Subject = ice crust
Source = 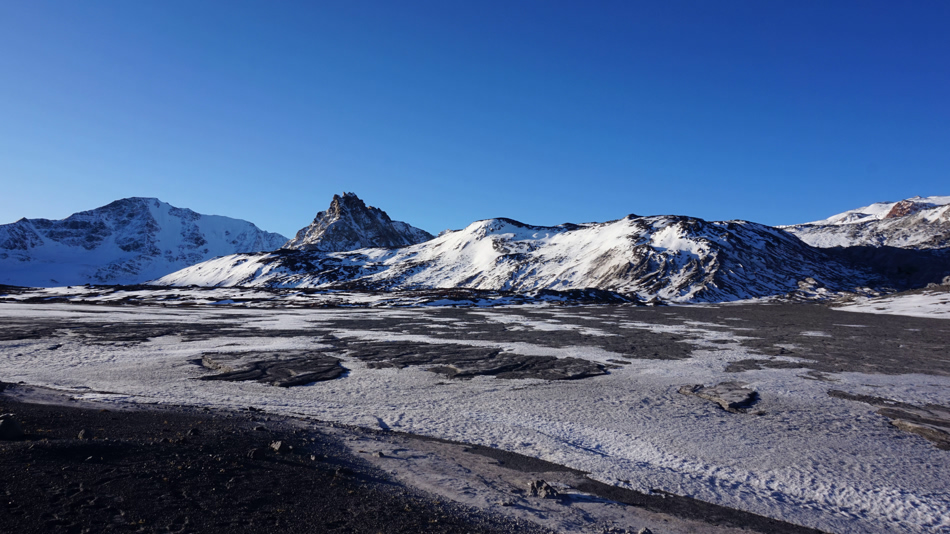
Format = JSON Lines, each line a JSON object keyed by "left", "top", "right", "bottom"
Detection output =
{"left": 836, "top": 290, "right": 950, "bottom": 320}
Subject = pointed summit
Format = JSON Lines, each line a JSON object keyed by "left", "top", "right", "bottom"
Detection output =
{"left": 282, "top": 192, "right": 433, "bottom": 252}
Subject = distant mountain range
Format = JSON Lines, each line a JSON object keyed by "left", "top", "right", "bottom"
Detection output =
{"left": 782, "top": 196, "right": 950, "bottom": 249}
{"left": 0, "top": 198, "right": 287, "bottom": 286}
{"left": 3, "top": 193, "right": 948, "bottom": 302}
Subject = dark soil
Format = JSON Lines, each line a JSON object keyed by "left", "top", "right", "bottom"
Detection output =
{"left": 0, "top": 393, "right": 546, "bottom": 534}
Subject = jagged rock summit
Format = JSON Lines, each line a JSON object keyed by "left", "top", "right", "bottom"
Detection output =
{"left": 282, "top": 192, "right": 433, "bottom": 252}
{"left": 0, "top": 197, "right": 288, "bottom": 287}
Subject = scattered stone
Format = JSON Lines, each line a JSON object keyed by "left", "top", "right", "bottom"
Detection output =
{"left": 679, "top": 382, "right": 759, "bottom": 413}
{"left": 0, "top": 414, "right": 24, "bottom": 440}
{"left": 246, "top": 448, "right": 265, "bottom": 460}
{"left": 269, "top": 441, "right": 289, "bottom": 453}
{"left": 528, "top": 480, "right": 559, "bottom": 499}
{"left": 77, "top": 429, "right": 87, "bottom": 440}
{"left": 187, "top": 428, "right": 200, "bottom": 436}
{"left": 376, "top": 451, "right": 386, "bottom": 458}
{"left": 638, "top": 528, "right": 654, "bottom": 534}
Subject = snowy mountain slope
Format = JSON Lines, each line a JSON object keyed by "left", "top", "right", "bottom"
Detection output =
{"left": 283, "top": 192, "right": 432, "bottom": 251}
{"left": 783, "top": 196, "right": 950, "bottom": 249}
{"left": 155, "top": 214, "right": 873, "bottom": 303}
{"left": 0, "top": 198, "right": 288, "bottom": 287}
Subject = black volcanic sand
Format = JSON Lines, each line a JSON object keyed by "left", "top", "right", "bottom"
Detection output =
{"left": 0, "top": 391, "right": 546, "bottom": 534}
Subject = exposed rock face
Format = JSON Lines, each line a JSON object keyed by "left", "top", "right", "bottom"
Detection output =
{"left": 884, "top": 199, "right": 925, "bottom": 219}
{"left": 0, "top": 197, "right": 288, "bottom": 287}
{"left": 283, "top": 192, "right": 433, "bottom": 252}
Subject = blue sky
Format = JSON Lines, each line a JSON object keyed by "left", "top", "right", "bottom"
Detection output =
{"left": 1, "top": 1, "right": 947, "bottom": 237}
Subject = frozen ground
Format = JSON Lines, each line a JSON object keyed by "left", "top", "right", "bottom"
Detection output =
{"left": 1, "top": 301, "right": 949, "bottom": 533}
{"left": 835, "top": 288, "right": 950, "bottom": 319}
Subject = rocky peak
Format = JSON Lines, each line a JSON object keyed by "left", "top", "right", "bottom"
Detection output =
{"left": 282, "top": 192, "right": 433, "bottom": 252}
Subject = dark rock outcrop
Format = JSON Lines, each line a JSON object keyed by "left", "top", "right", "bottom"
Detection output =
{"left": 679, "top": 382, "right": 760, "bottom": 413}
{"left": 200, "top": 351, "right": 347, "bottom": 387}
{"left": 283, "top": 192, "right": 432, "bottom": 252}
{"left": 528, "top": 480, "right": 559, "bottom": 499}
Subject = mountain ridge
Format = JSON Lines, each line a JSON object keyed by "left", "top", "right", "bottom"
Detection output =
{"left": 154, "top": 212, "right": 875, "bottom": 303}
{"left": 0, "top": 197, "right": 288, "bottom": 287}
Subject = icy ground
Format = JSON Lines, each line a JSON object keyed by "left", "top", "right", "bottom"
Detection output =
{"left": 835, "top": 289, "right": 950, "bottom": 320}
{"left": 1, "top": 302, "right": 949, "bottom": 533}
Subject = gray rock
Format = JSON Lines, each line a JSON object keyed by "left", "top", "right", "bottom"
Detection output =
{"left": 0, "top": 414, "right": 24, "bottom": 440}
{"left": 528, "top": 480, "right": 559, "bottom": 499}
{"left": 269, "top": 441, "right": 289, "bottom": 453}
{"left": 679, "top": 382, "right": 759, "bottom": 413}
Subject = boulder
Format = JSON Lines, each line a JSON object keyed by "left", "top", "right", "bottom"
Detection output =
{"left": 528, "top": 479, "right": 559, "bottom": 499}
{"left": 679, "top": 382, "right": 759, "bottom": 413}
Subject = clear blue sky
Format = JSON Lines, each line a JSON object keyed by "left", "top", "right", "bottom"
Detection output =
{"left": 1, "top": 1, "right": 948, "bottom": 237}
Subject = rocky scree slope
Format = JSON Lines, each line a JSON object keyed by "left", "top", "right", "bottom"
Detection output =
{"left": 283, "top": 192, "right": 433, "bottom": 252}
{"left": 155, "top": 214, "right": 873, "bottom": 303}
{"left": 0, "top": 198, "right": 287, "bottom": 287}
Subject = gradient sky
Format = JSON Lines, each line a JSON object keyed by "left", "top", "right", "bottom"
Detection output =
{"left": 1, "top": 1, "right": 948, "bottom": 237}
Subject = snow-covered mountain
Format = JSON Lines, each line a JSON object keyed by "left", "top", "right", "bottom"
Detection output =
{"left": 782, "top": 196, "right": 950, "bottom": 249}
{"left": 155, "top": 214, "right": 872, "bottom": 303}
{"left": 0, "top": 198, "right": 288, "bottom": 287}
{"left": 283, "top": 192, "right": 432, "bottom": 251}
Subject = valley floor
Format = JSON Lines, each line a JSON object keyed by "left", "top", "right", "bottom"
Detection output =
{"left": 1, "top": 300, "right": 948, "bottom": 533}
